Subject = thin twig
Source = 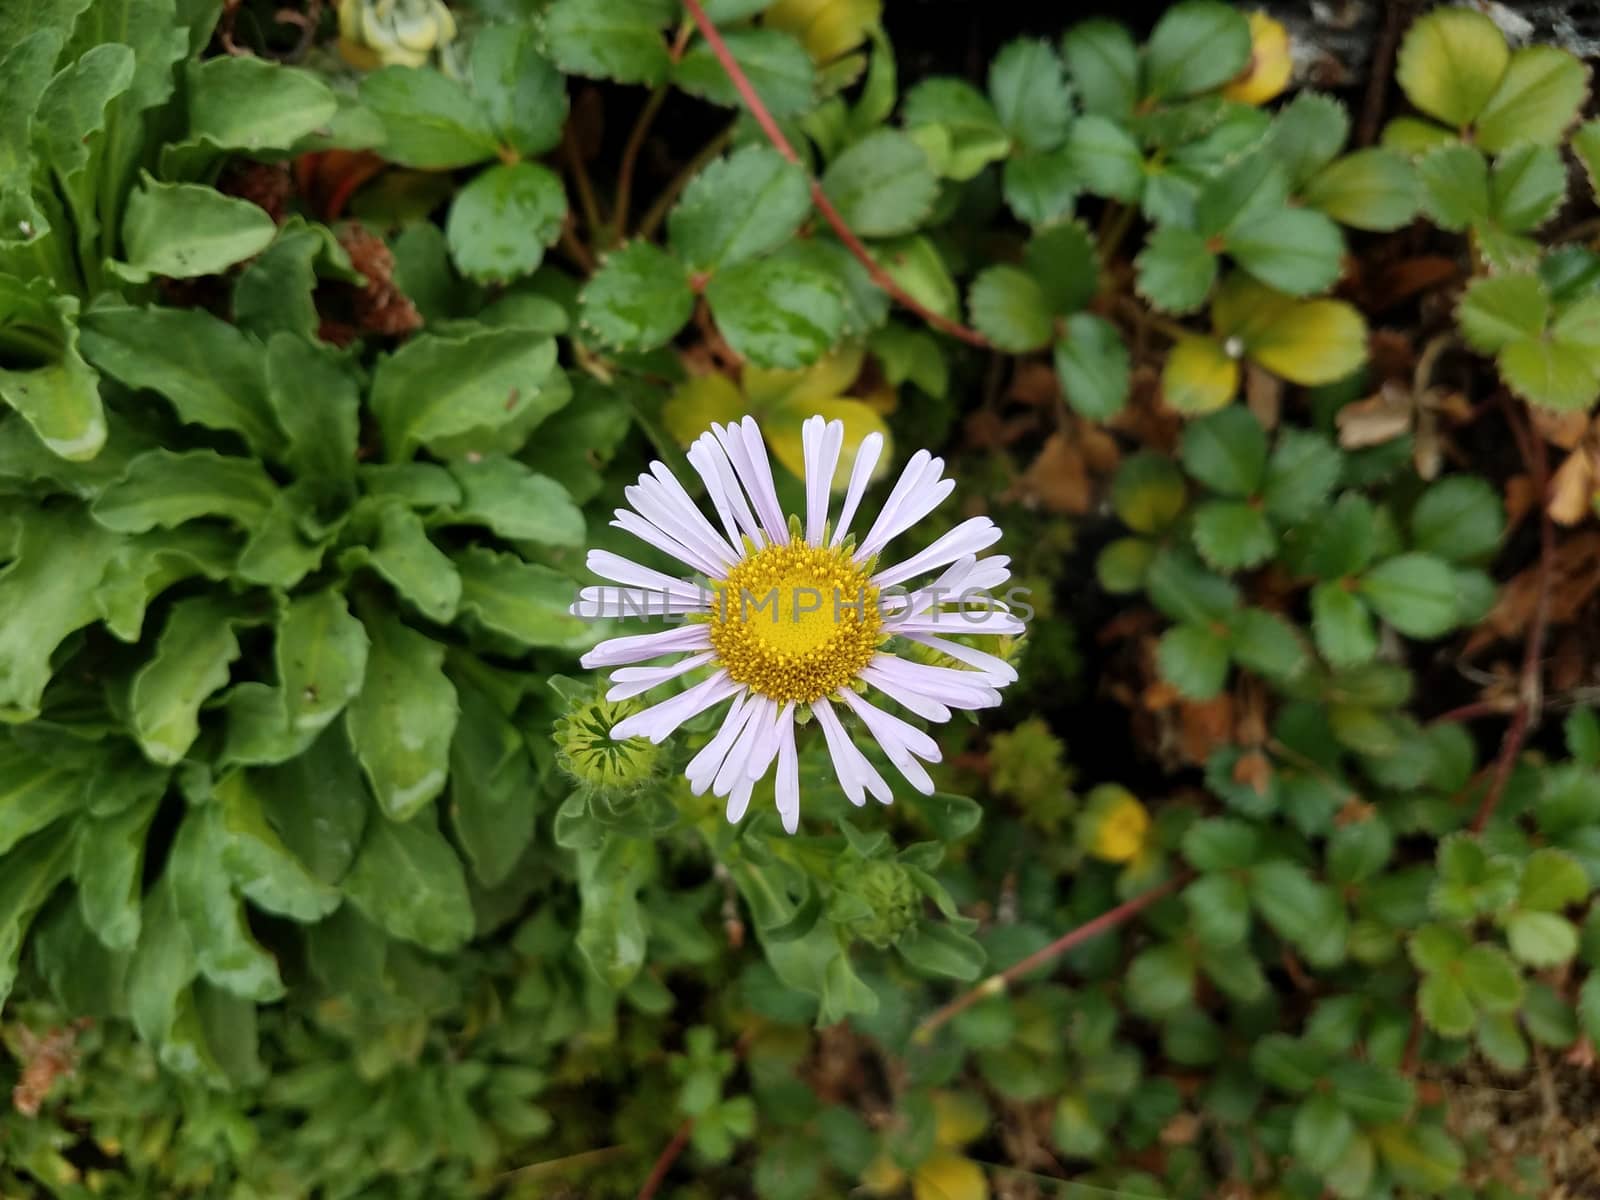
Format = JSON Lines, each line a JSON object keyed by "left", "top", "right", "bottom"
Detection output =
{"left": 636, "top": 122, "right": 737, "bottom": 242}
{"left": 614, "top": 85, "right": 671, "bottom": 236}
{"left": 677, "top": 0, "right": 991, "bottom": 348}
{"left": 637, "top": 1120, "right": 694, "bottom": 1200}
{"left": 563, "top": 125, "right": 605, "bottom": 238}
{"left": 1356, "top": 0, "right": 1410, "bottom": 147}
{"left": 910, "top": 872, "right": 1190, "bottom": 1045}
{"left": 1469, "top": 400, "right": 1553, "bottom": 833}
{"left": 1430, "top": 699, "right": 1510, "bottom": 725}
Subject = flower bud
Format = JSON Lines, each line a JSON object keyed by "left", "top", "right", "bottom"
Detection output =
{"left": 832, "top": 859, "right": 919, "bottom": 949}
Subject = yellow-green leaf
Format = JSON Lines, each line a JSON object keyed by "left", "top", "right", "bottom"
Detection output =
{"left": 662, "top": 372, "right": 745, "bottom": 446}
{"left": 1395, "top": 7, "right": 1508, "bottom": 128}
{"left": 1162, "top": 336, "right": 1239, "bottom": 414}
{"left": 1475, "top": 45, "right": 1589, "bottom": 153}
{"left": 911, "top": 1152, "right": 988, "bottom": 1200}
{"left": 1245, "top": 298, "right": 1367, "bottom": 386}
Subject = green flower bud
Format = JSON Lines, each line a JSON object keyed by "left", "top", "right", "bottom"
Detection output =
{"left": 555, "top": 690, "right": 664, "bottom": 799}
{"left": 832, "top": 859, "right": 919, "bottom": 949}
{"left": 337, "top": 0, "right": 456, "bottom": 69}
{"left": 988, "top": 717, "right": 1075, "bottom": 833}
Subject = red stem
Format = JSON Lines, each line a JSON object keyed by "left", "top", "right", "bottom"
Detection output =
{"left": 677, "top": 0, "right": 991, "bottom": 348}
{"left": 911, "top": 872, "right": 1190, "bottom": 1044}
{"left": 637, "top": 1120, "right": 694, "bottom": 1200}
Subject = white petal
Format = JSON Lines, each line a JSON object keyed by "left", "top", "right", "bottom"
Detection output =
{"left": 688, "top": 690, "right": 755, "bottom": 794}
{"left": 726, "top": 777, "right": 756, "bottom": 823}
{"left": 715, "top": 695, "right": 772, "bottom": 796}
{"left": 775, "top": 707, "right": 800, "bottom": 833}
{"left": 839, "top": 689, "right": 939, "bottom": 794}
{"left": 581, "top": 624, "right": 711, "bottom": 669}
{"left": 857, "top": 665, "right": 952, "bottom": 722}
{"left": 865, "top": 654, "right": 1002, "bottom": 709}
{"left": 626, "top": 477, "right": 734, "bottom": 576}
{"left": 855, "top": 451, "right": 957, "bottom": 562}
{"left": 901, "top": 632, "right": 1019, "bottom": 684}
{"left": 891, "top": 608, "right": 1026, "bottom": 635}
{"left": 812, "top": 696, "right": 892, "bottom": 806}
{"left": 744, "top": 698, "right": 790, "bottom": 781}
{"left": 803, "top": 416, "right": 844, "bottom": 547}
{"left": 714, "top": 420, "right": 788, "bottom": 544}
{"left": 605, "top": 651, "right": 716, "bottom": 701}
{"left": 689, "top": 435, "right": 763, "bottom": 549}
{"left": 611, "top": 510, "right": 722, "bottom": 578}
{"left": 831, "top": 431, "right": 883, "bottom": 547}
{"left": 650, "top": 460, "right": 739, "bottom": 562}
{"left": 586, "top": 549, "right": 697, "bottom": 595}
{"left": 872, "top": 517, "right": 1002, "bottom": 589}
{"left": 572, "top": 587, "right": 709, "bottom": 618}
{"left": 610, "top": 670, "right": 737, "bottom": 743}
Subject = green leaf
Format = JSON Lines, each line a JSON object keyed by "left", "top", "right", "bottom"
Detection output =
{"left": 1262, "top": 430, "right": 1341, "bottom": 524}
{"left": 264, "top": 331, "right": 358, "bottom": 496}
{"left": 342, "top": 808, "right": 474, "bottom": 953}
{"left": 902, "top": 79, "right": 1009, "bottom": 181}
{"left": 1301, "top": 148, "right": 1419, "bottom": 232}
{"left": 1126, "top": 942, "right": 1195, "bottom": 1017}
{"left": 1161, "top": 335, "right": 1238, "bottom": 413}
{"left": 79, "top": 305, "right": 282, "bottom": 455}
{"left": 1573, "top": 120, "right": 1600, "bottom": 201}
{"left": 1001, "top": 148, "right": 1077, "bottom": 226}
{"left": 1358, "top": 553, "right": 1460, "bottom": 638}
{"left": 1328, "top": 817, "right": 1393, "bottom": 885}
{"left": 1326, "top": 1060, "right": 1414, "bottom": 1124}
{"left": 91, "top": 448, "right": 276, "bottom": 533}
{"left": 445, "top": 457, "right": 583, "bottom": 545}
{"left": 449, "top": 681, "right": 536, "bottom": 888}
{"left": 575, "top": 837, "right": 652, "bottom": 989}
{"left": 898, "top": 921, "right": 986, "bottom": 981}
{"left": 1191, "top": 499, "right": 1273, "bottom": 570}
{"left": 987, "top": 38, "right": 1071, "bottom": 151}
{"left": 1409, "top": 475, "right": 1502, "bottom": 562}
{"left": 1144, "top": 0, "right": 1250, "bottom": 100}
{"left": 1491, "top": 142, "right": 1567, "bottom": 233}
{"left": 1396, "top": 6, "right": 1508, "bottom": 127}
{"left": 125, "top": 871, "right": 197, "bottom": 1056}
{"left": 1146, "top": 548, "right": 1239, "bottom": 626}
{"left": 1250, "top": 1034, "right": 1326, "bottom": 1094}
{"left": 705, "top": 256, "right": 845, "bottom": 368}
{"left": 358, "top": 65, "right": 498, "bottom": 168}
{"left": 0, "top": 740, "right": 88, "bottom": 857}
{"left": 1249, "top": 860, "right": 1344, "bottom": 961}
{"left": 1135, "top": 225, "right": 1216, "bottom": 315}
{"left": 446, "top": 162, "right": 566, "bottom": 284}
{"left": 1061, "top": 18, "right": 1137, "bottom": 121}
{"left": 184, "top": 54, "right": 336, "bottom": 151}
{"left": 129, "top": 597, "right": 244, "bottom": 767}
{"left": 967, "top": 265, "right": 1053, "bottom": 353}
{"left": 1416, "top": 143, "right": 1490, "bottom": 232}
{"left": 1156, "top": 624, "right": 1230, "bottom": 700}
{"left": 1293, "top": 1094, "right": 1357, "bottom": 1176}
{"left": 345, "top": 605, "right": 458, "bottom": 821}
{"left": 1183, "top": 873, "right": 1250, "bottom": 946}
{"left": 1456, "top": 272, "right": 1548, "bottom": 352}
{"left": 540, "top": 0, "right": 669, "bottom": 85}
{"left": 1519, "top": 847, "right": 1590, "bottom": 911}
{"left": 1180, "top": 406, "right": 1268, "bottom": 497}
{"left": 0, "top": 277, "right": 105, "bottom": 461}
{"left": 1224, "top": 208, "right": 1344, "bottom": 297}
{"left": 468, "top": 22, "right": 567, "bottom": 158}
{"left": 252, "top": 730, "right": 367, "bottom": 886}
{"left": 1373, "top": 1124, "right": 1464, "bottom": 1192}
{"left": 580, "top": 240, "right": 693, "bottom": 351}
{"left": 671, "top": 146, "right": 812, "bottom": 269}
{"left": 1311, "top": 582, "right": 1377, "bottom": 668}
{"left": 213, "top": 771, "right": 339, "bottom": 922}
{"left": 370, "top": 328, "right": 561, "bottom": 461}
{"left": 674, "top": 28, "right": 813, "bottom": 117}
{"left": 454, "top": 547, "right": 590, "bottom": 648}
{"left": 1111, "top": 452, "right": 1187, "bottom": 534}
{"left": 276, "top": 588, "right": 369, "bottom": 739}
{"left": 1063, "top": 114, "right": 1143, "bottom": 202}
{"left": 1475, "top": 44, "right": 1588, "bottom": 153}
{"left": 1499, "top": 329, "right": 1600, "bottom": 411}
{"left": 1227, "top": 608, "right": 1306, "bottom": 681}
{"left": 74, "top": 793, "right": 160, "bottom": 951}
{"left": 0, "top": 824, "right": 74, "bottom": 1010}
{"left": 1180, "top": 816, "right": 1259, "bottom": 871}
{"left": 1459, "top": 942, "right": 1523, "bottom": 1013}
{"left": 1505, "top": 910, "right": 1578, "bottom": 968}
{"left": 821, "top": 129, "right": 937, "bottom": 238}
{"left": 1053, "top": 313, "right": 1129, "bottom": 420}
{"left": 168, "top": 809, "right": 283, "bottom": 1002}
{"left": 356, "top": 502, "right": 460, "bottom": 622}
{"left": 1268, "top": 92, "right": 1351, "bottom": 187}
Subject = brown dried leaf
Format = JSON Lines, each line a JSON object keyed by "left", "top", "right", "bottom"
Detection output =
{"left": 1548, "top": 447, "right": 1597, "bottom": 526}
{"left": 1004, "top": 433, "right": 1092, "bottom": 513}
{"left": 1177, "top": 694, "right": 1234, "bottom": 764}
{"left": 1467, "top": 531, "right": 1600, "bottom": 654}
{"left": 1244, "top": 364, "right": 1282, "bottom": 429}
{"left": 1531, "top": 409, "right": 1593, "bottom": 452}
{"left": 1337, "top": 381, "right": 1412, "bottom": 449}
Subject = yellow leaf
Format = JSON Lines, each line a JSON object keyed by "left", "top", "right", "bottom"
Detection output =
{"left": 911, "top": 1152, "right": 988, "bottom": 1200}
{"left": 1162, "top": 336, "right": 1240, "bottom": 414}
{"left": 1395, "top": 6, "right": 1508, "bottom": 129}
{"left": 745, "top": 344, "right": 867, "bottom": 411}
{"left": 1083, "top": 784, "right": 1150, "bottom": 864}
{"left": 1246, "top": 300, "right": 1368, "bottom": 386}
{"left": 860, "top": 1153, "right": 907, "bottom": 1196}
{"left": 662, "top": 373, "right": 746, "bottom": 446}
{"left": 766, "top": 0, "right": 881, "bottom": 63}
{"left": 766, "top": 396, "right": 892, "bottom": 487}
{"left": 931, "top": 1090, "right": 989, "bottom": 1148}
{"left": 1221, "top": 11, "right": 1292, "bottom": 106}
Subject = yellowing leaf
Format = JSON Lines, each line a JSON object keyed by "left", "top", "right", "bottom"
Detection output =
{"left": 766, "top": 395, "right": 891, "bottom": 486}
{"left": 745, "top": 343, "right": 867, "bottom": 410}
{"left": 662, "top": 373, "right": 745, "bottom": 446}
{"left": 765, "top": 0, "right": 880, "bottom": 63}
{"left": 1474, "top": 45, "right": 1589, "bottom": 153}
{"left": 1083, "top": 784, "right": 1151, "bottom": 863}
{"left": 932, "top": 1090, "right": 989, "bottom": 1148}
{"left": 1221, "top": 11, "right": 1292, "bottom": 106}
{"left": 1163, "top": 336, "right": 1240, "bottom": 414}
{"left": 860, "top": 1153, "right": 907, "bottom": 1195}
{"left": 911, "top": 1152, "right": 988, "bottom": 1200}
{"left": 1395, "top": 6, "right": 1508, "bottom": 128}
{"left": 1245, "top": 299, "right": 1367, "bottom": 385}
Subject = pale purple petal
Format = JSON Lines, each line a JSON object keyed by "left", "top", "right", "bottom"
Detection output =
{"left": 775, "top": 707, "right": 800, "bottom": 833}
{"left": 606, "top": 651, "right": 717, "bottom": 701}
{"left": 688, "top": 690, "right": 755, "bottom": 795}
{"left": 803, "top": 416, "right": 844, "bottom": 547}
{"left": 872, "top": 517, "right": 1002, "bottom": 589}
{"left": 812, "top": 696, "right": 892, "bottom": 806}
{"left": 581, "top": 624, "right": 711, "bottom": 669}
{"left": 831, "top": 431, "right": 883, "bottom": 548}
{"left": 610, "top": 670, "right": 738, "bottom": 743}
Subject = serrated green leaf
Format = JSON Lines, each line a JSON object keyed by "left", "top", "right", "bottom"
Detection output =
{"left": 821, "top": 129, "right": 937, "bottom": 239}
{"left": 1135, "top": 225, "right": 1216, "bottom": 314}
{"left": 1227, "top": 608, "right": 1306, "bottom": 681}
{"left": 1358, "top": 552, "right": 1460, "bottom": 638}
{"left": 1156, "top": 624, "right": 1230, "bottom": 700}
{"left": 580, "top": 240, "right": 693, "bottom": 351}
{"left": 1311, "top": 581, "right": 1377, "bottom": 668}
{"left": 1144, "top": 0, "right": 1251, "bottom": 100}
{"left": 1499, "top": 337, "right": 1599, "bottom": 412}
{"left": 1475, "top": 44, "right": 1588, "bottom": 153}
{"left": 1192, "top": 499, "right": 1274, "bottom": 570}
{"left": 1063, "top": 113, "right": 1143, "bottom": 201}
{"left": 1180, "top": 406, "right": 1267, "bottom": 497}
{"left": 705, "top": 255, "right": 845, "bottom": 368}
{"left": 1183, "top": 873, "right": 1250, "bottom": 946}
{"left": 1224, "top": 208, "right": 1344, "bottom": 297}
{"left": 1061, "top": 18, "right": 1137, "bottom": 121}
{"left": 1409, "top": 475, "right": 1502, "bottom": 562}
{"left": 1416, "top": 142, "right": 1489, "bottom": 232}
{"left": 1302, "top": 148, "right": 1419, "bottom": 232}
{"left": 1181, "top": 816, "right": 1260, "bottom": 871}
{"left": 468, "top": 22, "right": 567, "bottom": 158}
{"left": 1001, "top": 148, "right": 1077, "bottom": 226}
{"left": 540, "top": 0, "right": 670, "bottom": 86}
{"left": 446, "top": 161, "right": 566, "bottom": 283}
{"left": 1506, "top": 910, "right": 1578, "bottom": 968}
{"left": 345, "top": 605, "right": 458, "bottom": 821}
{"left": 966, "top": 265, "right": 1053, "bottom": 352}
{"left": 1054, "top": 313, "right": 1128, "bottom": 420}
{"left": 674, "top": 28, "right": 813, "bottom": 117}
{"left": 1268, "top": 92, "right": 1351, "bottom": 186}
{"left": 987, "top": 38, "right": 1071, "bottom": 151}
{"left": 901, "top": 78, "right": 1009, "bottom": 181}
{"left": 671, "top": 145, "right": 811, "bottom": 270}
{"left": 358, "top": 65, "right": 499, "bottom": 169}
{"left": 1459, "top": 942, "right": 1523, "bottom": 1013}
{"left": 1491, "top": 142, "right": 1566, "bottom": 233}
{"left": 1456, "top": 272, "right": 1548, "bottom": 352}
{"left": 1293, "top": 1094, "right": 1356, "bottom": 1176}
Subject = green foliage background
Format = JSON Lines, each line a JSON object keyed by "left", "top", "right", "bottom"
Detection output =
{"left": 0, "top": 1, "right": 1598, "bottom": 1198}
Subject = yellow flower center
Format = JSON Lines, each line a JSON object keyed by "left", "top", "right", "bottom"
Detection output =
{"left": 706, "top": 540, "right": 882, "bottom": 704}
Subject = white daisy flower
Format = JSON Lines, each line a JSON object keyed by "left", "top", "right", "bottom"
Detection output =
{"left": 573, "top": 415, "right": 1023, "bottom": 833}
